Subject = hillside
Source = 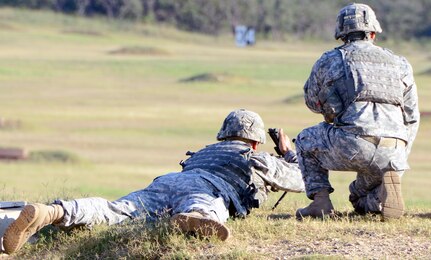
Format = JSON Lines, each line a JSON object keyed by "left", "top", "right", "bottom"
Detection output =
{"left": 2, "top": 0, "right": 431, "bottom": 40}
{"left": 0, "top": 8, "right": 430, "bottom": 259}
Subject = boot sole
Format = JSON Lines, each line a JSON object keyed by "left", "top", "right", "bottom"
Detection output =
{"left": 381, "top": 171, "right": 404, "bottom": 220}
{"left": 295, "top": 208, "right": 335, "bottom": 220}
{"left": 170, "top": 213, "right": 230, "bottom": 241}
{"left": 3, "top": 204, "right": 39, "bottom": 254}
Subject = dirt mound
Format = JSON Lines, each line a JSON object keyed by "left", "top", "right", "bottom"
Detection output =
{"left": 0, "top": 147, "right": 27, "bottom": 160}
{"left": 420, "top": 111, "right": 431, "bottom": 118}
{"left": 284, "top": 93, "right": 304, "bottom": 104}
{"left": 179, "top": 73, "right": 249, "bottom": 84}
{"left": 0, "top": 118, "right": 22, "bottom": 130}
{"left": 0, "top": 22, "right": 17, "bottom": 30}
{"left": 28, "top": 150, "right": 82, "bottom": 164}
{"left": 420, "top": 68, "right": 431, "bottom": 75}
{"left": 179, "top": 73, "right": 225, "bottom": 83}
{"left": 62, "top": 29, "right": 104, "bottom": 36}
{"left": 108, "top": 46, "right": 169, "bottom": 56}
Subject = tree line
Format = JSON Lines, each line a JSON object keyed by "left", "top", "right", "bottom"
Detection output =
{"left": 1, "top": 0, "right": 430, "bottom": 40}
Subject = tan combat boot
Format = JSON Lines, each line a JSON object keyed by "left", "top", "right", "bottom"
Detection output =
{"left": 379, "top": 171, "right": 404, "bottom": 220}
{"left": 296, "top": 190, "right": 334, "bottom": 220}
{"left": 3, "top": 203, "right": 64, "bottom": 254}
{"left": 170, "top": 212, "right": 230, "bottom": 241}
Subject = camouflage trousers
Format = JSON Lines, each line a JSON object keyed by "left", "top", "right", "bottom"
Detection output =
{"left": 295, "top": 122, "right": 408, "bottom": 213}
{"left": 54, "top": 172, "right": 230, "bottom": 228}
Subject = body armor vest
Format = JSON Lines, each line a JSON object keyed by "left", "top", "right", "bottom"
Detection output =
{"left": 181, "top": 141, "right": 257, "bottom": 209}
{"left": 321, "top": 42, "right": 404, "bottom": 123}
{"left": 341, "top": 43, "right": 404, "bottom": 106}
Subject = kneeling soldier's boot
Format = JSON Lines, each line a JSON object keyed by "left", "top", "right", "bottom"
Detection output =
{"left": 379, "top": 171, "right": 404, "bottom": 220}
{"left": 3, "top": 203, "right": 64, "bottom": 254}
{"left": 296, "top": 190, "right": 334, "bottom": 220}
{"left": 170, "top": 212, "right": 230, "bottom": 241}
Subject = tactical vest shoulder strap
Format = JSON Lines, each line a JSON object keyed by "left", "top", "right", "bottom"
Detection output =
{"left": 337, "top": 47, "right": 357, "bottom": 108}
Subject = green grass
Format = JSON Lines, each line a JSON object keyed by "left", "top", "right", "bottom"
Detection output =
{"left": 0, "top": 7, "right": 430, "bottom": 258}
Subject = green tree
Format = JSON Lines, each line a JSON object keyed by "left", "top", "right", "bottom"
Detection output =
{"left": 1, "top": 0, "right": 431, "bottom": 40}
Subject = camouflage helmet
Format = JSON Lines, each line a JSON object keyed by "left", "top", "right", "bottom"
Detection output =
{"left": 335, "top": 3, "right": 382, "bottom": 40}
{"left": 217, "top": 109, "right": 266, "bottom": 144}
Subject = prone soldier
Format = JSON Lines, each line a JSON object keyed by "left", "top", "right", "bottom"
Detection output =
{"left": 3, "top": 109, "right": 305, "bottom": 254}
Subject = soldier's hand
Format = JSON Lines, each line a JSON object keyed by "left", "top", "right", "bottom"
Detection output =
{"left": 278, "top": 128, "right": 293, "bottom": 155}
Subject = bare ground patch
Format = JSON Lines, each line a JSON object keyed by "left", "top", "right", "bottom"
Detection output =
{"left": 250, "top": 232, "right": 431, "bottom": 259}
{"left": 0, "top": 22, "right": 17, "bottom": 30}
{"left": 108, "top": 46, "right": 169, "bottom": 56}
{"left": 244, "top": 211, "right": 431, "bottom": 259}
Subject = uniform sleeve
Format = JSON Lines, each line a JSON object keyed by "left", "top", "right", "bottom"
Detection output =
{"left": 283, "top": 150, "right": 298, "bottom": 163}
{"left": 400, "top": 58, "right": 420, "bottom": 156}
{"left": 249, "top": 152, "right": 305, "bottom": 193}
{"left": 304, "top": 51, "right": 345, "bottom": 114}
{"left": 304, "top": 60, "right": 323, "bottom": 114}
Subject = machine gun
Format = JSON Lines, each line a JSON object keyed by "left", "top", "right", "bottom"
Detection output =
{"left": 267, "top": 128, "right": 288, "bottom": 210}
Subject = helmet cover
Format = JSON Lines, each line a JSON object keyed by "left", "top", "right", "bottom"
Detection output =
{"left": 335, "top": 3, "right": 382, "bottom": 40}
{"left": 217, "top": 109, "right": 266, "bottom": 144}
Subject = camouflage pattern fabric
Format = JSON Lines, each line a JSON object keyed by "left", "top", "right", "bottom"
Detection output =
{"left": 54, "top": 141, "right": 304, "bottom": 229}
{"left": 299, "top": 39, "right": 419, "bottom": 213}
{"left": 295, "top": 122, "right": 406, "bottom": 212}
{"left": 217, "top": 109, "right": 266, "bottom": 144}
{"left": 304, "top": 41, "right": 419, "bottom": 155}
{"left": 181, "top": 141, "right": 257, "bottom": 211}
{"left": 55, "top": 172, "right": 231, "bottom": 228}
{"left": 334, "top": 3, "right": 382, "bottom": 40}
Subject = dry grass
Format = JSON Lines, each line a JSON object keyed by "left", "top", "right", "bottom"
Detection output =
{"left": 0, "top": 7, "right": 430, "bottom": 259}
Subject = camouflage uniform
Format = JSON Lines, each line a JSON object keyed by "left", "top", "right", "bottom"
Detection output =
{"left": 296, "top": 39, "right": 420, "bottom": 213}
{"left": 54, "top": 110, "right": 304, "bottom": 229}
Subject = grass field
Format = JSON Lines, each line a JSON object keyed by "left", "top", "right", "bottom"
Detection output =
{"left": 0, "top": 8, "right": 430, "bottom": 259}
